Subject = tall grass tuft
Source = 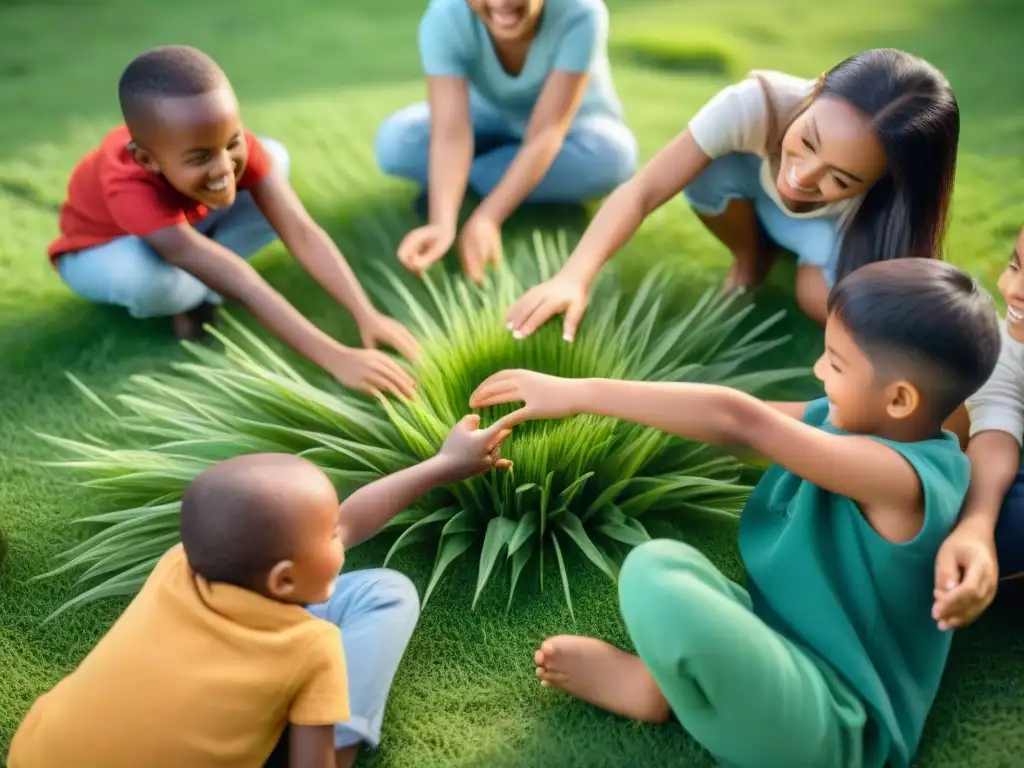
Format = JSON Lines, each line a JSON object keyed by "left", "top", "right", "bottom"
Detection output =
{"left": 37, "top": 231, "right": 807, "bottom": 620}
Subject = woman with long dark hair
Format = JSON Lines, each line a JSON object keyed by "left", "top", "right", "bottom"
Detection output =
{"left": 505, "top": 48, "right": 960, "bottom": 337}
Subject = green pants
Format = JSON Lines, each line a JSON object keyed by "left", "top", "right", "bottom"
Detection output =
{"left": 619, "top": 540, "right": 868, "bottom": 768}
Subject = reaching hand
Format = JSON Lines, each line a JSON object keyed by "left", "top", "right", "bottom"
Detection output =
{"left": 932, "top": 521, "right": 999, "bottom": 630}
{"left": 506, "top": 274, "right": 588, "bottom": 342}
{"left": 397, "top": 223, "right": 455, "bottom": 277}
{"left": 358, "top": 311, "right": 420, "bottom": 363}
{"left": 320, "top": 344, "right": 417, "bottom": 400}
{"left": 458, "top": 211, "right": 502, "bottom": 285}
{"left": 469, "top": 369, "right": 582, "bottom": 429}
{"left": 436, "top": 414, "right": 514, "bottom": 483}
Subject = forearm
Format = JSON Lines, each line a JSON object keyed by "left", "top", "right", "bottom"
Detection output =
{"left": 153, "top": 235, "right": 345, "bottom": 369}
{"left": 341, "top": 455, "right": 456, "bottom": 548}
{"left": 221, "top": 266, "right": 347, "bottom": 367}
{"left": 476, "top": 130, "right": 565, "bottom": 225}
{"left": 556, "top": 179, "right": 649, "bottom": 287}
{"left": 289, "top": 225, "right": 376, "bottom": 323}
{"left": 575, "top": 379, "right": 749, "bottom": 445}
{"left": 958, "top": 430, "right": 1021, "bottom": 533}
{"left": 557, "top": 130, "right": 710, "bottom": 288}
{"left": 428, "top": 129, "right": 473, "bottom": 232}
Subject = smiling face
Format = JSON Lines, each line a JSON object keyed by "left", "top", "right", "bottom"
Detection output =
{"left": 813, "top": 316, "right": 886, "bottom": 433}
{"left": 812, "top": 314, "right": 923, "bottom": 435}
{"left": 777, "top": 96, "right": 888, "bottom": 207}
{"left": 129, "top": 86, "right": 248, "bottom": 210}
{"left": 467, "top": 0, "right": 544, "bottom": 42}
{"left": 997, "top": 226, "right": 1024, "bottom": 342}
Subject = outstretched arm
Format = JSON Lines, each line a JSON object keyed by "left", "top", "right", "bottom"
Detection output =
{"left": 251, "top": 173, "right": 419, "bottom": 362}
{"left": 340, "top": 415, "right": 512, "bottom": 548}
{"left": 146, "top": 225, "right": 415, "bottom": 399}
{"left": 505, "top": 130, "right": 712, "bottom": 340}
{"left": 472, "top": 372, "right": 920, "bottom": 514}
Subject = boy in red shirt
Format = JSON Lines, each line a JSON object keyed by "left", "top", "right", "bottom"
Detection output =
{"left": 50, "top": 45, "right": 418, "bottom": 399}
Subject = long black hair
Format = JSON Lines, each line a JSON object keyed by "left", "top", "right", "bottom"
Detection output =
{"left": 814, "top": 49, "right": 959, "bottom": 283}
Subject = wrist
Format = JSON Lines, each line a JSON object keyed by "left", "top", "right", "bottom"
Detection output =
{"left": 474, "top": 198, "right": 508, "bottom": 228}
{"left": 574, "top": 377, "right": 603, "bottom": 415}
{"left": 424, "top": 453, "right": 466, "bottom": 485}
{"left": 559, "top": 257, "right": 596, "bottom": 289}
{"left": 311, "top": 337, "right": 353, "bottom": 366}
{"left": 957, "top": 508, "right": 999, "bottom": 537}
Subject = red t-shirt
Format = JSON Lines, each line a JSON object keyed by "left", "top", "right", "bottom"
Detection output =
{"left": 47, "top": 126, "right": 272, "bottom": 260}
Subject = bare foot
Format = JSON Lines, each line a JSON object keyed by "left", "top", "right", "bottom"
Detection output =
{"left": 171, "top": 312, "right": 204, "bottom": 341}
{"left": 171, "top": 302, "right": 219, "bottom": 341}
{"left": 724, "top": 247, "right": 778, "bottom": 294}
{"left": 534, "top": 635, "right": 671, "bottom": 723}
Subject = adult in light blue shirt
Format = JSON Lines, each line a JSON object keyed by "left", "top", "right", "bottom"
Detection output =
{"left": 375, "top": 0, "right": 637, "bottom": 284}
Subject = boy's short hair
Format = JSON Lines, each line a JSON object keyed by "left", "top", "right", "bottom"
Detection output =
{"left": 118, "top": 45, "right": 228, "bottom": 128}
{"left": 179, "top": 453, "right": 315, "bottom": 592}
{"left": 827, "top": 258, "right": 1000, "bottom": 420}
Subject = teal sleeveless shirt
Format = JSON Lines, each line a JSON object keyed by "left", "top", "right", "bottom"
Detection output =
{"left": 739, "top": 398, "right": 968, "bottom": 768}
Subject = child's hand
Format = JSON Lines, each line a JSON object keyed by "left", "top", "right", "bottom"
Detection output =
{"left": 321, "top": 344, "right": 416, "bottom": 400}
{"left": 397, "top": 223, "right": 455, "bottom": 277}
{"left": 506, "top": 274, "right": 588, "bottom": 342}
{"left": 932, "top": 520, "right": 1000, "bottom": 630}
{"left": 358, "top": 311, "right": 421, "bottom": 363}
{"left": 458, "top": 211, "right": 502, "bottom": 286}
{"left": 469, "top": 370, "right": 582, "bottom": 428}
{"left": 436, "top": 414, "right": 513, "bottom": 483}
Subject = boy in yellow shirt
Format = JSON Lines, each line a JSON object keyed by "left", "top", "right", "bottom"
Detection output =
{"left": 8, "top": 416, "right": 512, "bottom": 768}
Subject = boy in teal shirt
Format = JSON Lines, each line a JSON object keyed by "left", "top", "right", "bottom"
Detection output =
{"left": 470, "top": 258, "right": 1001, "bottom": 767}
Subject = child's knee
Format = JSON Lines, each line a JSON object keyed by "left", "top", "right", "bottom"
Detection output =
{"left": 124, "top": 265, "right": 209, "bottom": 318}
{"left": 371, "top": 569, "right": 421, "bottom": 628}
{"left": 257, "top": 137, "right": 291, "bottom": 181}
{"left": 618, "top": 539, "right": 706, "bottom": 616}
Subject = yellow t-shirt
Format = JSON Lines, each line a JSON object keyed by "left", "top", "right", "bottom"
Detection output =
{"left": 8, "top": 545, "right": 350, "bottom": 768}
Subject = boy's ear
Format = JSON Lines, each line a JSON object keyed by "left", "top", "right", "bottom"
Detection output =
{"left": 885, "top": 379, "right": 920, "bottom": 420}
{"left": 266, "top": 560, "right": 296, "bottom": 600}
{"left": 128, "top": 141, "right": 160, "bottom": 174}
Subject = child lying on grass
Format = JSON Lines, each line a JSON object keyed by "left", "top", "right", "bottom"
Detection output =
{"left": 7, "top": 416, "right": 511, "bottom": 768}
{"left": 934, "top": 224, "right": 1024, "bottom": 628}
{"left": 48, "top": 45, "right": 418, "bottom": 400}
{"left": 471, "top": 258, "right": 999, "bottom": 768}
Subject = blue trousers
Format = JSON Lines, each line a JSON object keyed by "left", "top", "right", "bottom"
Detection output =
{"left": 997, "top": 470, "right": 1024, "bottom": 589}
{"left": 263, "top": 568, "right": 420, "bottom": 768}
{"left": 374, "top": 100, "right": 637, "bottom": 204}
{"left": 55, "top": 137, "right": 290, "bottom": 319}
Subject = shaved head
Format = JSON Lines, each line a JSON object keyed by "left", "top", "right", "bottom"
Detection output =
{"left": 118, "top": 45, "right": 230, "bottom": 132}
{"left": 179, "top": 453, "right": 340, "bottom": 592}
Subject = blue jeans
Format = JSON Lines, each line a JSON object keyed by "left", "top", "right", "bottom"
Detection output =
{"left": 374, "top": 101, "right": 637, "bottom": 204}
{"left": 55, "top": 137, "right": 290, "bottom": 319}
{"left": 997, "top": 470, "right": 1024, "bottom": 586}
{"left": 683, "top": 152, "right": 841, "bottom": 288}
{"left": 307, "top": 568, "right": 420, "bottom": 750}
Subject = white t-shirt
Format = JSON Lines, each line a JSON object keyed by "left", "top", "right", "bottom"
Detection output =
{"left": 967, "top": 320, "right": 1024, "bottom": 444}
{"left": 687, "top": 70, "right": 862, "bottom": 228}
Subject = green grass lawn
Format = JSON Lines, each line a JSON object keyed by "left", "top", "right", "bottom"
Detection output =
{"left": 3, "top": 0, "right": 1024, "bottom": 765}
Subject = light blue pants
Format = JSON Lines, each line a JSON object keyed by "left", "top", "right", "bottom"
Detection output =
{"left": 683, "top": 152, "right": 841, "bottom": 288}
{"left": 55, "top": 137, "right": 291, "bottom": 319}
{"left": 374, "top": 100, "right": 637, "bottom": 204}
{"left": 306, "top": 568, "right": 421, "bottom": 749}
